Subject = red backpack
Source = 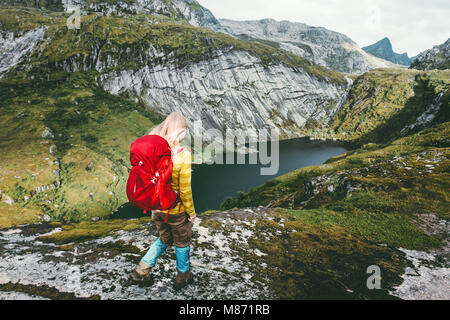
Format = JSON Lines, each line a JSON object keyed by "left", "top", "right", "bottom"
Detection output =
{"left": 126, "top": 135, "right": 180, "bottom": 220}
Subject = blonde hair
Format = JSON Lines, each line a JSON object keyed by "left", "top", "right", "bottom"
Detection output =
{"left": 150, "top": 112, "right": 187, "bottom": 149}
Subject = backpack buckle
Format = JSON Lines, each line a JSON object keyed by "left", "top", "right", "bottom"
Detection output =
{"left": 150, "top": 172, "right": 159, "bottom": 185}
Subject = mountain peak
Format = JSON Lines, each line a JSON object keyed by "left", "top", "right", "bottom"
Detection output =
{"left": 367, "top": 37, "right": 393, "bottom": 52}
{"left": 362, "top": 37, "right": 412, "bottom": 66}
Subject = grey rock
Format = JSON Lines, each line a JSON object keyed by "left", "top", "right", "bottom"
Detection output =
{"left": 1, "top": 196, "right": 14, "bottom": 205}
{"left": 49, "top": 144, "right": 57, "bottom": 154}
{"left": 60, "top": 0, "right": 218, "bottom": 27}
{"left": 85, "top": 162, "right": 94, "bottom": 172}
{"left": 42, "top": 128, "right": 55, "bottom": 139}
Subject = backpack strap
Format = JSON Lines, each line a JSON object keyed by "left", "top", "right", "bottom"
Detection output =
{"left": 164, "top": 210, "right": 170, "bottom": 223}
{"left": 163, "top": 193, "right": 182, "bottom": 223}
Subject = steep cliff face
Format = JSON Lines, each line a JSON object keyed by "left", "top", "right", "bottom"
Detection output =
{"left": 362, "top": 37, "right": 412, "bottom": 66}
{"left": 99, "top": 48, "right": 351, "bottom": 140}
{"left": 410, "top": 38, "right": 450, "bottom": 71}
{"left": 212, "top": 18, "right": 400, "bottom": 75}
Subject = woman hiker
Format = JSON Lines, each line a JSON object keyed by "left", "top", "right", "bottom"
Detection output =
{"left": 130, "top": 112, "right": 196, "bottom": 291}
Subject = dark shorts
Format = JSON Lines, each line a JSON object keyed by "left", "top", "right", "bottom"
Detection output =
{"left": 151, "top": 210, "right": 193, "bottom": 248}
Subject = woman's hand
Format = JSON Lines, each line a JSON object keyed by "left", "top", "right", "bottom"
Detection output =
{"left": 188, "top": 214, "right": 196, "bottom": 223}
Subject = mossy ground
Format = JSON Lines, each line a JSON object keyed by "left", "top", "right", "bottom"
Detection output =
{"left": 247, "top": 217, "right": 406, "bottom": 299}
{"left": 183, "top": 208, "right": 408, "bottom": 299}
{"left": 0, "top": 282, "right": 100, "bottom": 300}
{"left": 38, "top": 216, "right": 152, "bottom": 244}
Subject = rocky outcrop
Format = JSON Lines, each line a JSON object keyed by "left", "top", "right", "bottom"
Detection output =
{"left": 400, "top": 92, "right": 445, "bottom": 136}
{"left": 362, "top": 37, "right": 412, "bottom": 66}
{"left": 211, "top": 18, "right": 400, "bottom": 74}
{"left": 0, "top": 27, "right": 46, "bottom": 77}
{"left": 410, "top": 38, "right": 450, "bottom": 71}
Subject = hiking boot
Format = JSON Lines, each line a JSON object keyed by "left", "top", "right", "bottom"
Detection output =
{"left": 130, "top": 261, "right": 154, "bottom": 286}
{"left": 174, "top": 269, "right": 193, "bottom": 291}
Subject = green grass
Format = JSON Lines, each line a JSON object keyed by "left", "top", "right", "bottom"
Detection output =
{"left": 280, "top": 192, "right": 443, "bottom": 250}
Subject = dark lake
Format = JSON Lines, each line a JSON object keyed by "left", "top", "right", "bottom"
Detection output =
{"left": 113, "top": 138, "right": 348, "bottom": 218}
{"left": 191, "top": 138, "right": 348, "bottom": 212}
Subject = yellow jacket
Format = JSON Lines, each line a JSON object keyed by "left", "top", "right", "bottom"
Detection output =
{"left": 161, "top": 147, "right": 196, "bottom": 217}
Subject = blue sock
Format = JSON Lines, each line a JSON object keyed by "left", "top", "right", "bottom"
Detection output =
{"left": 175, "top": 246, "right": 190, "bottom": 273}
{"left": 141, "top": 238, "right": 167, "bottom": 267}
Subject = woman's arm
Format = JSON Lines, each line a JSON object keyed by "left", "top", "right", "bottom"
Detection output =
{"left": 178, "top": 150, "right": 196, "bottom": 219}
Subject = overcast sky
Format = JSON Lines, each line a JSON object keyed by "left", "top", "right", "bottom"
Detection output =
{"left": 197, "top": 0, "right": 450, "bottom": 57}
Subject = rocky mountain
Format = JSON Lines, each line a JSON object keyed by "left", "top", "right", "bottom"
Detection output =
{"left": 362, "top": 37, "right": 412, "bottom": 66}
{"left": 211, "top": 18, "right": 400, "bottom": 75}
{"left": 410, "top": 38, "right": 450, "bottom": 71}
{"left": 0, "top": 0, "right": 219, "bottom": 27}
{"left": 0, "top": 6, "right": 350, "bottom": 141}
